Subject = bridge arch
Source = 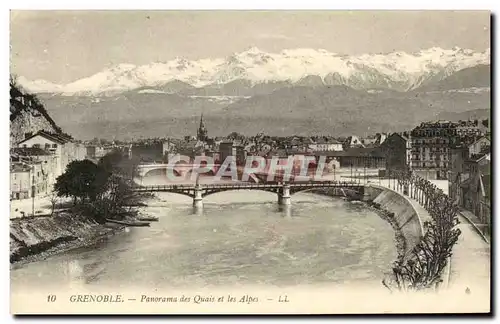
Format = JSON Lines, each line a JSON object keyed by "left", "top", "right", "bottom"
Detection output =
{"left": 154, "top": 190, "right": 195, "bottom": 199}
{"left": 202, "top": 187, "right": 279, "bottom": 198}
{"left": 143, "top": 168, "right": 181, "bottom": 178}
{"left": 291, "top": 187, "right": 362, "bottom": 197}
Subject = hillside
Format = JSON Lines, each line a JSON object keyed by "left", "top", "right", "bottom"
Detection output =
{"left": 10, "top": 80, "right": 63, "bottom": 146}
{"left": 414, "top": 64, "right": 490, "bottom": 92}
{"left": 38, "top": 84, "right": 490, "bottom": 140}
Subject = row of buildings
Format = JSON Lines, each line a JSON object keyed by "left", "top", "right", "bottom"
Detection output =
{"left": 128, "top": 115, "right": 389, "bottom": 169}
{"left": 449, "top": 141, "right": 491, "bottom": 232}
{"left": 379, "top": 120, "right": 491, "bottom": 230}
{"left": 10, "top": 130, "right": 127, "bottom": 200}
{"left": 182, "top": 116, "right": 491, "bottom": 227}
{"left": 128, "top": 115, "right": 490, "bottom": 182}
{"left": 10, "top": 131, "right": 87, "bottom": 200}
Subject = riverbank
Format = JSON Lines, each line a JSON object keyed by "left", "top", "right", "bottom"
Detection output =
{"left": 10, "top": 210, "right": 129, "bottom": 267}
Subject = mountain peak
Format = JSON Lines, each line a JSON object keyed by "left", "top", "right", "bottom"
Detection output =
{"left": 17, "top": 47, "right": 490, "bottom": 95}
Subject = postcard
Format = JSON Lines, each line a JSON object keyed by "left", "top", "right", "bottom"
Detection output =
{"left": 9, "top": 10, "right": 491, "bottom": 314}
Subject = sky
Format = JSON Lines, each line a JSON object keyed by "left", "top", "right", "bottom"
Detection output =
{"left": 10, "top": 10, "right": 491, "bottom": 83}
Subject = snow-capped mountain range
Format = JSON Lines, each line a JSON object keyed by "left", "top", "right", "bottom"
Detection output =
{"left": 18, "top": 46, "right": 490, "bottom": 96}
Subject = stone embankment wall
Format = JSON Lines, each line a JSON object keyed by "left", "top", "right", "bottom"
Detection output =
{"left": 10, "top": 213, "right": 122, "bottom": 263}
{"left": 364, "top": 185, "right": 424, "bottom": 257}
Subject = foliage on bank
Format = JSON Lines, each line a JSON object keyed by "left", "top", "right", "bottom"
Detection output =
{"left": 54, "top": 150, "right": 145, "bottom": 223}
{"left": 383, "top": 170, "right": 461, "bottom": 292}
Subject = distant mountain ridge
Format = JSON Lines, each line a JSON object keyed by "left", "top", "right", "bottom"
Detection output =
{"left": 37, "top": 82, "right": 491, "bottom": 140}
{"left": 18, "top": 46, "right": 490, "bottom": 96}
{"left": 413, "top": 64, "right": 490, "bottom": 92}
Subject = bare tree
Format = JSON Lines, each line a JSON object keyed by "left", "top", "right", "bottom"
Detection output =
{"left": 49, "top": 191, "right": 59, "bottom": 216}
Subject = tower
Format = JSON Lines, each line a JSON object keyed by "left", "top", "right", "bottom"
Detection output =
{"left": 197, "top": 113, "right": 208, "bottom": 142}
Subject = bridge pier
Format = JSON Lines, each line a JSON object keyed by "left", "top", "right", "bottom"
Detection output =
{"left": 278, "top": 184, "right": 291, "bottom": 206}
{"left": 361, "top": 186, "right": 371, "bottom": 202}
{"left": 281, "top": 205, "right": 292, "bottom": 218}
{"left": 193, "top": 185, "right": 203, "bottom": 209}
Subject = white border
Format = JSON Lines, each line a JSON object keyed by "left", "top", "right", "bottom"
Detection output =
{"left": 4, "top": 1, "right": 500, "bottom": 10}
{"left": 3, "top": 1, "right": 499, "bottom": 323}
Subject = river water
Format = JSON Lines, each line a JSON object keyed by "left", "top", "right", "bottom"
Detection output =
{"left": 11, "top": 187, "right": 397, "bottom": 292}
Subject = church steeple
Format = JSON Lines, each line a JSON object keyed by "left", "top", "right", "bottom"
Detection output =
{"left": 197, "top": 113, "right": 208, "bottom": 142}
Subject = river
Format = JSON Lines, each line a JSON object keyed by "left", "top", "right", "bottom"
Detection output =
{"left": 11, "top": 188, "right": 397, "bottom": 293}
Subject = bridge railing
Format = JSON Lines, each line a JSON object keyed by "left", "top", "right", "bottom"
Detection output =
{"left": 137, "top": 180, "right": 362, "bottom": 191}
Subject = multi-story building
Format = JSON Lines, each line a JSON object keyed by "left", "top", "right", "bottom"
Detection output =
{"left": 410, "top": 120, "right": 486, "bottom": 180}
{"left": 380, "top": 132, "right": 412, "bottom": 172}
{"left": 11, "top": 147, "right": 59, "bottom": 195}
{"left": 467, "top": 136, "right": 490, "bottom": 156}
{"left": 10, "top": 163, "right": 32, "bottom": 200}
{"left": 10, "top": 159, "right": 52, "bottom": 200}
{"left": 449, "top": 146, "right": 490, "bottom": 233}
{"left": 463, "top": 154, "right": 491, "bottom": 220}
{"left": 17, "top": 131, "right": 86, "bottom": 177}
{"left": 219, "top": 142, "right": 235, "bottom": 164}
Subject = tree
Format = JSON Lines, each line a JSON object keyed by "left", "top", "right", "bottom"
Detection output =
{"left": 54, "top": 152, "right": 143, "bottom": 221}
{"left": 227, "top": 132, "right": 245, "bottom": 141}
{"left": 49, "top": 191, "right": 59, "bottom": 216}
{"left": 99, "top": 174, "right": 136, "bottom": 216}
{"left": 98, "top": 149, "right": 139, "bottom": 180}
{"left": 54, "top": 160, "right": 106, "bottom": 204}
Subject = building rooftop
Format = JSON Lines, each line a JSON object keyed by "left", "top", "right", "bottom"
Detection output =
{"left": 18, "top": 130, "right": 70, "bottom": 145}
{"left": 11, "top": 147, "right": 52, "bottom": 156}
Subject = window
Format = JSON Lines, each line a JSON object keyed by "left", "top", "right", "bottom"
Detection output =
{"left": 52, "top": 144, "right": 57, "bottom": 148}
{"left": 33, "top": 144, "right": 40, "bottom": 148}
{"left": 23, "top": 144, "right": 27, "bottom": 148}
{"left": 45, "top": 144, "right": 50, "bottom": 149}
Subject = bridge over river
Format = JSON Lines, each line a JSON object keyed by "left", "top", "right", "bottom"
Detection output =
{"left": 137, "top": 163, "right": 220, "bottom": 178}
{"left": 133, "top": 181, "right": 365, "bottom": 208}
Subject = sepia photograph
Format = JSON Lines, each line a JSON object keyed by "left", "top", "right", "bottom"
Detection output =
{"left": 9, "top": 9, "right": 491, "bottom": 314}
